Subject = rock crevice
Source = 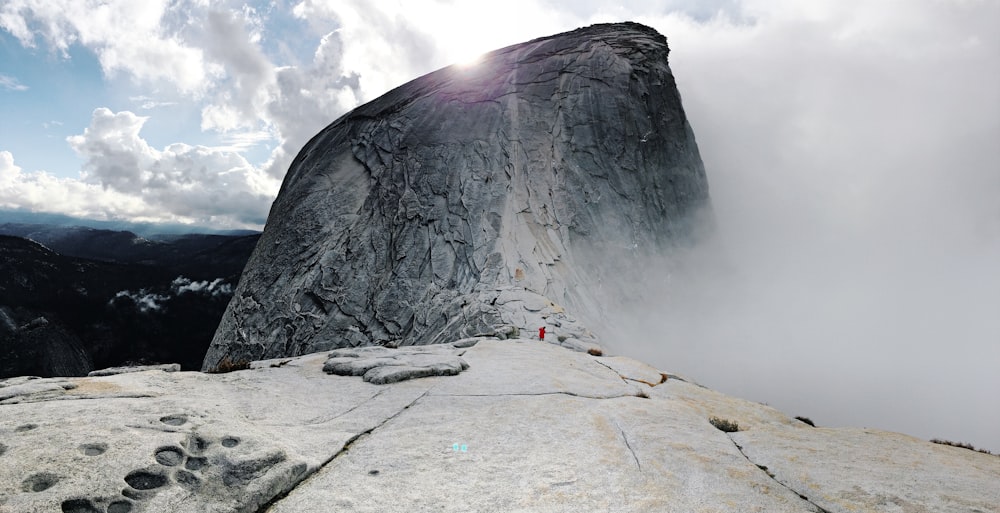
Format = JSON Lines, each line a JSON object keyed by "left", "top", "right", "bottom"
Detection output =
{"left": 727, "top": 435, "right": 829, "bottom": 513}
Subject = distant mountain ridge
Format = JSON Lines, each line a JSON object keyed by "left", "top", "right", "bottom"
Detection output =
{"left": 0, "top": 223, "right": 260, "bottom": 280}
{"left": 0, "top": 209, "right": 260, "bottom": 237}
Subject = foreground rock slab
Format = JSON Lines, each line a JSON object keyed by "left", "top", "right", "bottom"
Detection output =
{"left": 1, "top": 340, "right": 996, "bottom": 513}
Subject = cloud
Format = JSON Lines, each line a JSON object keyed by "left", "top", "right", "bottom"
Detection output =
{"left": 0, "top": 73, "right": 28, "bottom": 91}
{"left": 0, "top": 0, "right": 210, "bottom": 94}
{"left": 258, "top": 30, "right": 362, "bottom": 178}
{"left": 1, "top": 106, "right": 280, "bottom": 229}
{"left": 0, "top": 151, "right": 21, "bottom": 180}
{"left": 290, "top": 0, "right": 574, "bottom": 102}
{"left": 1, "top": 1, "right": 364, "bottom": 223}
{"left": 171, "top": 276, "right": 233, "bottom": 297}
{"left": 112, "top": 289, "right": 169, "bottom": 313}
{"left": 1, "top": 149, "right": 155, "bottom": 222}
{"left": 65, "top": 107, "right": 280, "bottom": 226}
{"left": 113, "top": 276, "right": 234, "bottom": 313}
{"left": 170, "top": 6, "right": 363, "bottom": 179}
{"left": 129, "top": 96, "right": 178, "bottom": 110}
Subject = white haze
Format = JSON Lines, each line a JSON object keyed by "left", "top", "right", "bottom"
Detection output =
{"left": 600, "top": 3, "right": 1000, "bottom": 453}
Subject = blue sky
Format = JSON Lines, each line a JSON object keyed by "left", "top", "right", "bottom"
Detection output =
{"left": 1, "top": 1, "right": 999, "bottom": 451}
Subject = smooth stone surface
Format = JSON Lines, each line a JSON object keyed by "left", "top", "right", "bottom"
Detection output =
{"left": 432, "top": 339, "right": 643, "bottom": 399}
{"left": 732, "top": 427, "right": 1000, "bottom": 513}
{"left": 0, "top": 339, "right": 996, "bottom": 513}
{"left": 203, "top": 22, "right": 709, "bottom": 370}
{"left": 88, "top": 364, "right": 182, "bottom": 377}
{"left": 269, "top": 394, "right": 813, "bottom": 513}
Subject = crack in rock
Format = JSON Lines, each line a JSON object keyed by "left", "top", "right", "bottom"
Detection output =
{"left": 614, "top": 420, "right": 641, "bottom": 471}
{"left": 258, "top": 390, "right": 430, "bottom": 512}
{"left": 726, "top": 434, "right": 831, "bottom": 513}
{"left": 592, "top": 359, "right": 669, "bottom": 388}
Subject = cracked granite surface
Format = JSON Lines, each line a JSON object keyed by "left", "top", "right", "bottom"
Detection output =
{"left": 4, "top": 339, "right": 996, "bottom": 512}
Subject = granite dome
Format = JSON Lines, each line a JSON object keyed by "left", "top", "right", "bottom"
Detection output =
{"left": 203, "top": 22, "right": 711, "bottom": 370}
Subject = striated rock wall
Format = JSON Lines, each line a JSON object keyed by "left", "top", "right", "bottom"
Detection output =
{"left": 204, "top": 22, "right": 711, "bottom": 370}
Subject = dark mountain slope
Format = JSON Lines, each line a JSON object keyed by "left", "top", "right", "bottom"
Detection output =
{"left": 0, "top": 230, "right": 256, "bottom": 377}
{"left": 0, "top": 223, "right": 260, "bottom": 279}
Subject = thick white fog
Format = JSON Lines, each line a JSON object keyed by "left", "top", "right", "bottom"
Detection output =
{"left": 605, "top": 5, "right": 1000, "bottom": 453}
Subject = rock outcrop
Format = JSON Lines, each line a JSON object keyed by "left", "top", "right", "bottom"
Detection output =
{"left": 203, "top": 22, "right": 711, "bottom": 370}
{"left": 3, "top": 340, "right": 997, "bottom": 512}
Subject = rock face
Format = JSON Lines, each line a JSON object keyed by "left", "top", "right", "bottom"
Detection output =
{"left": 2, "top": 340, "right": 997, "bottom": 512}
{"left": 203, "top": 22, "right": 711, "bottom": 370}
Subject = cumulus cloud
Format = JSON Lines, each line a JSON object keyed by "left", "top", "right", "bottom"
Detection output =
{"left": 1, "top": 149, "right": 154, "bottom": 222}
{"left": 1, "top": 108, "right": 279, "bottom": 229}
{"left": 0, "top": 0, "right": 210, "bottom": 94}
{"left": 65, "top": 108, "right": 279, "bottom": 226}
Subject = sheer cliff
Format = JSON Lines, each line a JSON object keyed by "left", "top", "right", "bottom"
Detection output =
{"left": 204, "top": 22, "right": 711, "bottom": 370}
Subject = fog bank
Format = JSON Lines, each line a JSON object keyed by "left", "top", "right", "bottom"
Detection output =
{"left": 604, "top": 5, "right": 1000, "bottom": 453}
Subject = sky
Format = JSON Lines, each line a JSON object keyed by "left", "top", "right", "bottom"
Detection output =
{"left": 2, "top": 1, "right": 999, "bottom": 451}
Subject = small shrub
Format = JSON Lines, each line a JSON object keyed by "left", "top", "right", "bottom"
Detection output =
{"left": 709, "top": 416, "right": 740, "bottom": 433}
{"left": 931, "top": 439, "right": 994, "bottom": 455}
{"left": 206, "top": 357, "right": 251, "bottom": 374}
{"left": 794, "top": 416, "right": 816, "bottom": 427}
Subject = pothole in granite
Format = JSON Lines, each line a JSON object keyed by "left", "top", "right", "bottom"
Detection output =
{"left": 322, "top": 341, "right": 476, "bottom": 384}
{"left": 59, "top": 425, "right": 294, "bottom": 513}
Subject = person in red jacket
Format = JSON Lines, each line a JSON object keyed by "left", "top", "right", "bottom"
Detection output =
{"left": 539, "top": 326, "right": 546, "bottom": 340}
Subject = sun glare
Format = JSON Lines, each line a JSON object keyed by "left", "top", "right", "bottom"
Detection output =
{"left": 454, "top": 49, "right": 486, "bottom": 67}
